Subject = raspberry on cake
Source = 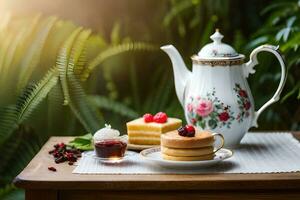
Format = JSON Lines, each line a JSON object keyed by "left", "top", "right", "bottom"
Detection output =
{"left": 126, "top": 112, "right": 182, "bottom": 145}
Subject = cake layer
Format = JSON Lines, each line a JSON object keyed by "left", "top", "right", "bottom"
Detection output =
{"left": 161, "top": 130, "right": 215, "bottom": 149}
{"left": 129, "top": 137, "right": 160, "bottom": 145}
{"left": 161, "top": 146, "right": 214, "bottom": 157}
{"left": 128, "top": 131, "right": 161, "bottom": 138}
{"left": 162, "top": 153, "right": 214, "bottom": 161}
{"left": 127, "top": 118, "right": 182, "bottom": 133}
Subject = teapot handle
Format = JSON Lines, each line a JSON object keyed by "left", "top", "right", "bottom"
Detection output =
{"left": 244, "top": 45, "right": 287, "bottom": 128}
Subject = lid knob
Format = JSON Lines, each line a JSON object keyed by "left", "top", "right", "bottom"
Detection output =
{"left": 210, "top": 29, "right": 224, "bottom": 45}
{"left": 196, "top": 29, "right": 241, "bottom": 60}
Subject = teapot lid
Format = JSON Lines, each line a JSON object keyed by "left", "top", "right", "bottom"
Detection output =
{"left": 192, "top": 29, "right": 245, "bottom": 66}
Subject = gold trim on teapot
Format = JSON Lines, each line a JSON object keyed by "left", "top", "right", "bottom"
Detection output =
{"left": 191, "top": 55, "right": 245, "bottom": 66}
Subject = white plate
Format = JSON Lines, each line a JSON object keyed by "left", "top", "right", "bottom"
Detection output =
{"left": 127, "top": 143, "right": 158, "bottom": 151}
{"left": 140, "top": 147, "right": 233, "bottom": 169}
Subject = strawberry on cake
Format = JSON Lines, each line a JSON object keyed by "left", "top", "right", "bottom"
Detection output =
{"left": 126, "top": 112, "right": 182, "bottom": 145}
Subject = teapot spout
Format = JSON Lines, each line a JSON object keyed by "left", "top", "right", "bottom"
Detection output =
{"left": 161, "top": 45, "right": 191, "bottom": 106}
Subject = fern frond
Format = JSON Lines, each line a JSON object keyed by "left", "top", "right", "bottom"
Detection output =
{"left": 0, "top": 189, "right": 23, "bottom": 200}
{"left": 0, "top": 128, "right": 23, "bottom": 174}
{"left": 88, "top": 95, "right": 139, "bottom": 119}
{"left": 57, "top": 29, "right": 102, "bottom": 133}
{"left": 0, "top": 58, "right": 59, "bottom": 147}
{"left": 0, "top": 106, "right": 19, "bottom": 146}
{"left": 0, "top": 125, "right": 41, "bottom": 183}
{"left": 110, "top": 22, "right": 121, "bottom": 45}
{"left": 68, "top": 29, "right": 91, "bottom": 77}
{"left": 0, "top": 32, "right": 11, "bottom": 71}
{"left": 47, "top": 83, "right": 65, "bottom": 135}
{"left": 2, "top": 132, "right": 40, "bottom": 183}
{"left": 74, "top": 46, "right": 87, "bottom": 76}
{"left": 67, "top": 74, "right": 102, "bottom": 133}
{"left": 67, "top": 29, "right": 103, "bottom": 132}
{"left": 0, "top": 184, "right": 19, "bottom": 200}
{"left": 17, "top": 68, "right": 59, "bottom": 123}
{"left": 0, "top": 30, "right": 26, "bottom": 84}
{"left": 10, "top": 14, "right": 42, "bottom": 67}
{"left": 56, "top": 27, "right": 82, "bottom": 105}
{"left": 0, "top": 14, "right": 42, "bottom": 101}
{"left": 143, "top": 70, "right": 172, "bottom": 113}
{"left": 0, "top": 14, "right": 41, "bottom": 72}
{"left": 80, "top": 42, "right": 156, "bottom": 81}
{"left": 17, "top": 16, "right": 57, "bottom": 92}
{"left": 163, "top": 0, "right": 194, "bottom": 26}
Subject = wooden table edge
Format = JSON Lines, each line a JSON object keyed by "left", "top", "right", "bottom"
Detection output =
{"left": 13, "top": 176, "right": 300, "bottom": 191}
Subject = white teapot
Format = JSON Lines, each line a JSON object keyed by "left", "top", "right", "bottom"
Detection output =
{"left": 161, "top": 29, "right": 286, "bottom": 147}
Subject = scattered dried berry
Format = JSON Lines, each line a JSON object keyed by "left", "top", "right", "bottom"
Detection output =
{"left": 153, "top": 112, "right": 168, "bottom": 123}
{"left": 59, "top": 143, "right": 65, "bottom": 148}
{"left": 143, "top": 113, "right": 154, "bottom": 123}
{"left": 55, "top": 156, "right": 65, "bottom": 164}
{"left": 76, "top": 154, "right": 82, "bottom": 158}
{"left": 54, "top": 152, "right": 60, "bottom": 158}
{"left": 68, "top": 162, "right": 74, "bottom": 166}
{"left": 48, "top": 149, "right": 55, "bottom": 154}
{"left": 48, "top": 166, "right": 57, "bottom": 172}
{"left": 49, "top": 143, "right": 82, "bottom": 165}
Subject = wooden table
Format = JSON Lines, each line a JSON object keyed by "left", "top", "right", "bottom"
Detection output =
{"left": 14, "top": 132, "right": 300, "bottom": 200}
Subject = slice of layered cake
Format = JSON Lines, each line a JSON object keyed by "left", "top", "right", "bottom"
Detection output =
{"left": 126, "top": 112, "right": 182, "bottom": 145}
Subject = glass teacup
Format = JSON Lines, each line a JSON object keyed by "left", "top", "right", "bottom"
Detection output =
{"left": 93, "top": 135, "right": 128, "bottom": 163}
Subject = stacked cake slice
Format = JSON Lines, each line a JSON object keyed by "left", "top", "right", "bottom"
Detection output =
{"left": 161, "top": 129, "right": 216, "bottom": 161}
{"left": 127, "top": 117, "right": 182, "bottom": 145}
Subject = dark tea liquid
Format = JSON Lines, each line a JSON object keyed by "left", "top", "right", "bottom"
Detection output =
{"left": 94, "top": 140, "right": 127, "bottom": 159}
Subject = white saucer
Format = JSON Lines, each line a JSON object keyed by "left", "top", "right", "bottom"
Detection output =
{"left": 140, "top": 147, "right": 233, "bottom": 169}
{"left": 83, "top": 151, "right": 136, "bottom": 163}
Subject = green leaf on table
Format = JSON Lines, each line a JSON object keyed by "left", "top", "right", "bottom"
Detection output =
{"left": 68, "top": 133, "right": 93, "bottom": 151}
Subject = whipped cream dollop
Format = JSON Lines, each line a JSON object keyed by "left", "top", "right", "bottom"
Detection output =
{"left": 93, "top": 124, "right": 121, "bottom": 141}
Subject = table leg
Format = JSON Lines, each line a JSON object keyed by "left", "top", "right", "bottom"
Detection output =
{"left": 25, "top": 190, "right": 58, "bottom": 200}
{"left": 59, "top": 190, "right": 300, "bottom": 200}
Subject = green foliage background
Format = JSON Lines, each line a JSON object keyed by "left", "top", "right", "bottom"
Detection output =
{"left": 0, "top": 0, "right": 299, "bottom": 199}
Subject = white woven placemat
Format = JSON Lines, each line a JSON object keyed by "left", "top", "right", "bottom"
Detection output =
{"left": 73, "top": 132, "right": 300, "bottom": 174}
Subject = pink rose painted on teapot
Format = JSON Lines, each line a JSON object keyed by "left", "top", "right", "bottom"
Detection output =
{"left": 196, "top": 99, "right": 213, "bottom": 117}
